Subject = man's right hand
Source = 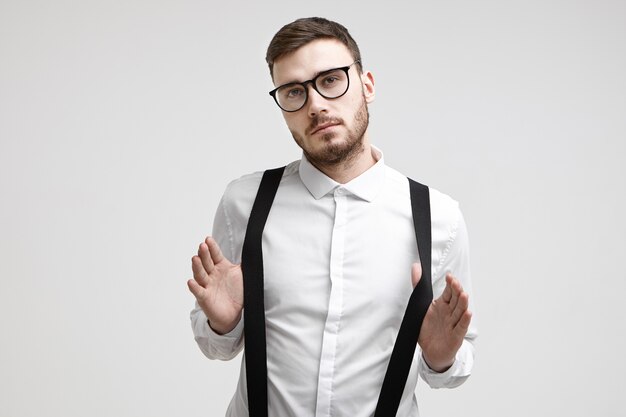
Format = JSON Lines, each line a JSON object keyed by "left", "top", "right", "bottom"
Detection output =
{"left": 187, "top": 237, "right": 243, "bottom": 335}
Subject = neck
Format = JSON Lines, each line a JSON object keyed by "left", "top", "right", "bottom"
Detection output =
{"left": 309, "top": 140, "right": 376, "bottom": 184}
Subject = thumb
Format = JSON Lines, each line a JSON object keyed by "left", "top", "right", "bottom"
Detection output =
{"left": 187, "top": 279, "right": 206, "bottom": 300}
{"left": 411, "top": 262, "right": 422, "bottom": 288}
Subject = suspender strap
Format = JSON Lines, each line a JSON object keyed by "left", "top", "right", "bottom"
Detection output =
{"left": 374, "top": 178, "right": 432, "bottom": 417}
{"left": 241, "top": 166, "right": 285, "bottom": 417}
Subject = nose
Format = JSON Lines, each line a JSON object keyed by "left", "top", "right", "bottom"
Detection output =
{"left": 304, "top": 82, "right": 328, "bottom": 117}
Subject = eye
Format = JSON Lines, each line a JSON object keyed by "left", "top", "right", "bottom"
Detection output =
{"left": 278, "top": 85, "right": 305, "bottom": 101}
{"left": 322, "top": 75, "right": 340, "bottom": 86}
{"left": 287, "top": 88, "right": 304, "bottom": 98}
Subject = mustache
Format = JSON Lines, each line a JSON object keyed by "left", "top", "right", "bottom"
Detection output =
{"left": 305, "top": 116, "right": 343, "bottom": 135}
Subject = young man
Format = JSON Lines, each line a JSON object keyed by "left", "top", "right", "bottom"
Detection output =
{"left": 188, "top": 17, "right": 476, "bottom": 417}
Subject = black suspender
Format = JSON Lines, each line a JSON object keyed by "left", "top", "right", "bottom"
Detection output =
{"left": 241, "top": 166, "right": 285, "bottom": 417}
{"left": 374, "top": 179, "right": 432, "bottom": 416}
{"left": 241, "top": 168, "right": 432, "bottom": 417}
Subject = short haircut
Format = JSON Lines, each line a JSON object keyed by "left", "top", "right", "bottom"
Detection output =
{"left": 265, "top": 17, "right": 363, "bottom": 79}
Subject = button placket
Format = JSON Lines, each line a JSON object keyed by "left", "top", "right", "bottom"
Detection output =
{"left": 315, "top": 188, "right": 348, "bottom": 416}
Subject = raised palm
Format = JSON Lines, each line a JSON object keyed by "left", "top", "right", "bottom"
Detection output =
{"left": 187, "top": 237, "right": 244, "bottom": 335}
{"left": 411, "top": 263, "right": 472, "bottom": 372}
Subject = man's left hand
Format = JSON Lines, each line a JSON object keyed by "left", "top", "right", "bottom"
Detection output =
{"left": 411, "top": 263, "right": 472, "bottom": 373}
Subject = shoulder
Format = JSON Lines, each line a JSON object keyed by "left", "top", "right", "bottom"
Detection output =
{"left": 385, "top": 165, "right": 461, "bottom": 216}
{"left": 221, "top": 160, "right": 300, "bottom": 217}
{"left": 223, "top": 160, "right": 300, "bottom": 197}
{"left": 428, "top": 186, "right": 461, "bottom": 231}
{"left": 385, "top": 164, "right": 462, "bottom": 235}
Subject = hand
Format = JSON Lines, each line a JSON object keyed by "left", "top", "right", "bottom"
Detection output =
{"left": 187, "top": 237, "right": 244, "bottom": 335}
{"left": 411, "top": 263, "right": 472, "bottom": 372}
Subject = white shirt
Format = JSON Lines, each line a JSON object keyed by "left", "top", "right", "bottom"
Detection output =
{"left": 191, "top": 147, "right": 477, "bottom": 417}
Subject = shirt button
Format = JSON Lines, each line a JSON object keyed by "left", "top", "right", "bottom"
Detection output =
{"left": 336, "top": 188, "right": 344, "bottom": 195}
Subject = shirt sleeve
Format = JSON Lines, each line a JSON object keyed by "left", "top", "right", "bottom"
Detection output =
{"left": 189, "top": 193, "right": 245, "bottom": 361}
{"left": 418, "top": 207, "right": 478, "bottom": 388}
{"left": 190, "top": 303, "right": 244, "bottom": 360}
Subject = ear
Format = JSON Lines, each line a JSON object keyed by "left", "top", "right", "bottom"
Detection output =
{"left": 361, "top": 70, "right": 375, "bottom": 104}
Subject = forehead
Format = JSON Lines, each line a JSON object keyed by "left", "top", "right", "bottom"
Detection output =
{"left": 272, "top": 38, "right": 354, "bottom": 85}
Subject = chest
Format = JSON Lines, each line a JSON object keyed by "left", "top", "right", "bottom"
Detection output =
{"left": 260, "top": 191, "right": 419, "bottom": 322}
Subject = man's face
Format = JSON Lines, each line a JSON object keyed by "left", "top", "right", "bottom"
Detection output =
{"left": 272, "top": 39, "right": 375, "bottom": 168}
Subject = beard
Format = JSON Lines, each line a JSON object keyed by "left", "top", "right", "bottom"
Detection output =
{"left": 291, "top": 96, "right": 370, "bottom": 169}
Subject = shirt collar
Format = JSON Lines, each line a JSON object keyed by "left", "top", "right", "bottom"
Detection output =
{"left": 299, "top": 145, "right": 386, "bottom": 202}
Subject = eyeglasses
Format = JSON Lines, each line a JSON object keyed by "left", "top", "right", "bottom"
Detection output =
{"left": 269, "top": 60, "right": 360, "bottom": 112}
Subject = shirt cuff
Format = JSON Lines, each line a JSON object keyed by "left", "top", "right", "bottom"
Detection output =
{"left": 191, "top": 309, "right": 245, "bottom": 360}
{"left": 206, "top": 314, "right": 244, "bottom": 339}
{"left": 418, "top": 342, "right": 474, "bottom": 389}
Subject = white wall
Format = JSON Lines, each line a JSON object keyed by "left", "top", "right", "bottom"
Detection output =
{"left": 1, "top": 1, "right": 624, "bottom": 416}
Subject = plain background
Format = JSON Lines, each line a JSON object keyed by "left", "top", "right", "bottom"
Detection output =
{"left": 1, "top": 0, "right": 625, "bottom": 416}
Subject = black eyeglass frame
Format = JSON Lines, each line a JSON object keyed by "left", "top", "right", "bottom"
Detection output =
{"left": 269, "top": 60, "right": 361, "bottom": 112}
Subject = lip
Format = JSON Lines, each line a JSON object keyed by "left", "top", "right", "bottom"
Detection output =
{"left": 311, "top": 122, "right": 340, "bottom": 135}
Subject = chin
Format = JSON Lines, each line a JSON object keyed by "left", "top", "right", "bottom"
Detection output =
{"left": 306, "top": 135, "right": 364, "bottom": 166}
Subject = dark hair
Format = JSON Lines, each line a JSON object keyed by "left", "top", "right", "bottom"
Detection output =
{"left": 266, "top": 17, "right": 363, "bottom": 79}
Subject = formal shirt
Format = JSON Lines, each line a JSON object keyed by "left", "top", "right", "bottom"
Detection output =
{"left": 191, "top": 146, "right": 477, "bottom": 417}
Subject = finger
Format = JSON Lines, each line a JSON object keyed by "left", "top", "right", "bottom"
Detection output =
{"left": 191, "top": 255, "right": 209, "bottom": 286}
{"left": 206, "top": 237, "right": 225, "bottom": 265}
{"left": 198, "top": 241, "right": 215, "bottom": 275}
{"left": 441, "top": 275, "right": 453, "bottom": 304}
{"left": 187, "top": 278, "right": 207, "bottom": 300}
{"left": 450, "top": 291, "right": 469, "bottom": 326}
{"left": 411, "top": 263, "right": 422, "bottom": 288}
{"left": 446, "top": 274, "right": 463, "bottom": 310}
{"left": 453, "top": 310, "right": 472, "bottom": 338}
{"left": 449, "top": 274, "right": 464, "bottom": 295}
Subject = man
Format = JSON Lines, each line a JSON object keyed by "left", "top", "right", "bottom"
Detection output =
{"left": 188, "top": 17, "right": 476, "bottom": 417}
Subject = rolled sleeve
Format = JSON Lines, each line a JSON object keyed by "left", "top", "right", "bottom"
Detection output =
{"left": 418, "top": 339, "right": 475, "bottom": 388}
{"left": 190, "top": 304, "right": 244, "bottom": 360}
